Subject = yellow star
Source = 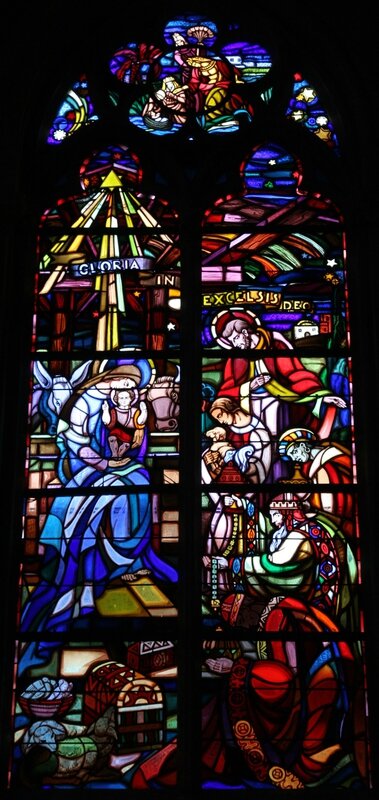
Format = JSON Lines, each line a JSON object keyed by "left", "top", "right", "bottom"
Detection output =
{"left": 297, "top": 87, "right": 316, "bottom": 103}
{"left": 291, "top": 110, "right": 305, "bottom": 121}
{"left": 317, "top": 127, "right": 332, "bottom": 141}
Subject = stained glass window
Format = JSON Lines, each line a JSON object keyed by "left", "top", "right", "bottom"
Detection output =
{"left": 2, "top": 5, "right": 376, "bottom": 796}
{"left": 47, "top": 75, "right": 99, "bottom": 145}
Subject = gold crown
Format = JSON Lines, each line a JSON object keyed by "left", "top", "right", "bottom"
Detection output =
{"left": 269, "top": 494, "right": 298, "bottom": 510}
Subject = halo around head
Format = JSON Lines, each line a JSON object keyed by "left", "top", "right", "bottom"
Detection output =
{"left": 211, "top": 307, "right": 260, "bottom": 349}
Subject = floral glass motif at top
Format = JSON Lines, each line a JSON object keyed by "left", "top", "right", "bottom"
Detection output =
{"left": 124, "top": 15, "right": 266, "bottom": 135}
{"left": 46, "top": 18, "right": 340, "bottom": 149}
{"left": 47, "top": 74, "right": 99, "bottom": 145}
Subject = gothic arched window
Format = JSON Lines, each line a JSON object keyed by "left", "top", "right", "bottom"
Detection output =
{"left": 1, "top": 5, "right": 377, "bottom": 796}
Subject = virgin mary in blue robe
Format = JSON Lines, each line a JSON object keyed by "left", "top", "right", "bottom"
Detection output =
{"left": 19, "top": 359, "right": 178, "bottom": 674}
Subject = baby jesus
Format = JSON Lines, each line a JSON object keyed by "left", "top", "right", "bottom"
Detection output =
{"left": 102, "top": 388, "right": 148, "bottom": 467}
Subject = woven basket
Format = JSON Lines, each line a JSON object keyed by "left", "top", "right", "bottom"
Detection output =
{"left": 19, "top": 694, "right": 73, "bottom": 719}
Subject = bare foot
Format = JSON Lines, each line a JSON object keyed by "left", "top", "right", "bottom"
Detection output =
{"left": 109, "top": 456, "right": 131, "bottom": 468}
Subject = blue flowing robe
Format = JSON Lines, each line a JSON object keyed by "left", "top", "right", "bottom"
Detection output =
{"left": 19, "top": 383, "right": 178, "bottom": 674}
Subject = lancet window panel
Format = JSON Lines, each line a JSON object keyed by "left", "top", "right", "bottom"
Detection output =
{"left": 3, "top": 7, "right": 374, "bottom": 795}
